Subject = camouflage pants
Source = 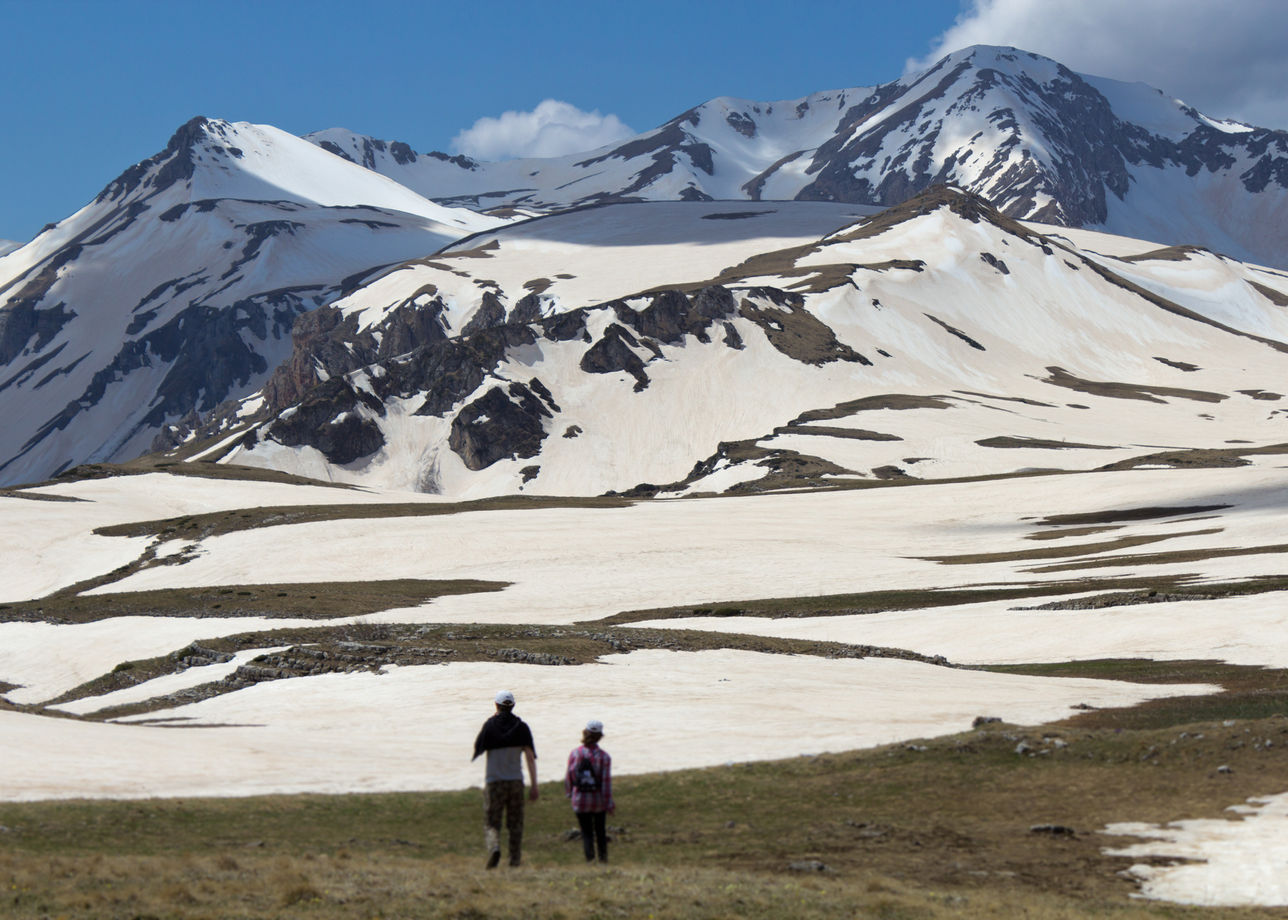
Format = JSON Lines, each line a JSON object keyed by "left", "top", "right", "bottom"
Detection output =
{"left": 484, "top": 780, "right": 525, "bottom": 865}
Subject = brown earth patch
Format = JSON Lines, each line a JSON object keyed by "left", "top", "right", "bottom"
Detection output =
{"left": 1026, "top": 542, "right": 1288, "bottom": 574}
{"left": 1118, "top": 245, "right": 1206, "bottom": 262}
{"left": 976, "top": 436, "right": 1117, "bottom": 450}
{"left": 916, "top": 529, "right": 1222, "bottom": 566}
{"left": 1037, "top": 366, "right": 1227, "bottom": 404}
{"left": 1249, "top": 279, "right": 1288, "bottom": 306}
{"left": 1153, "top": 356, "right": 1200, "bottom": 372}
{"left": 1237, "top": 388, "right": 1283, "bottom": 400}
{"left": 771, "top": 425, "right": 902, "bottom": 441}
{"left": 924, "top": 313, "right": 985, "bottom": 351}
{"left": 599, "top": 575, "right": 1205, "bottom": 625}
{"left": 0, "top": 489, "right": 86, "bottom": 503}
{"left": 953, "top": 390, "right": 1057, "bottom": 408}
{"left": 16, "top": 459, "right": 357, "bottom": 493}
{"left": 1014, "top": 576, "right": 1288, "bottom": 610}
{"left": 1025, "top": 525, "right": 1123, "bottom": 541}
{"left": 1096, "top": 443, "right": 1288, "bottom": 472}
{"left": 790, "top": 393, "right": 952, "bottom": 424}
{"left": 438, "top": 239, "right": 500, "bottom": 259}
{"left": 0, "top": 579, "right": 506, "bottom": 625}
{"left": 737, "top": 296, "right": 870, "bottom": 365}
{"left": 94, "top": 494, "right": 634, "bottom": 542}
{"left": 1036, "top": 504, "right": 1232, "bottom": 527}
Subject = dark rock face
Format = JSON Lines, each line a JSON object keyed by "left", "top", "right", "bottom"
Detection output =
{"left": 267, "top": 376, "right": 386, "bottom": 465}
{"left": 508, "top": 293, "right": 544, "bottom": 325}
{"left": 738, "top": 289, "right": 871, "bottom": 366}
{"left": 726, "top": 111, "right": 757, "bottom": 138}
{"left": 317, "top": 140, "right": 351, "bottom": 161}
{"left": 580, "top": 323, "right": 651, "bottom": 391}
{"left": 448, "top": 380, "right": 557, "bottom": 470}
{"left": 461, "top": 291, "right": 507, "bottom": 337}
{"left": 389, "top": 141, "right": 417, "bottom": 165}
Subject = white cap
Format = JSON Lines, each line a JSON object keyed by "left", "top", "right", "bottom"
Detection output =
{"left": 585, "top": 719, "right": 604, "bottom": 734}
{"left": 495, "top": 690, "right": 515, "bottom": 706}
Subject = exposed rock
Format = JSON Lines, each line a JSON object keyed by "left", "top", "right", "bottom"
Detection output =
{"left": 448, "top": 380, "right": 558, "bottom": 470}
{"left": 267, "top": 377, "right": 387, "bottom": 465}
{"left": 508, "top": 292, "right": 544, "bottom": 325}
{"left": 461, "top": 291, "right": 507, "bottom": 337}
{"left": 788, "top": 860, "right": 833, "bottom": 873}
{"left": 580, "top": 323, "right": 651, "bottom": 391}
{"left": 1029, "top": 824, "right": 1076, "bottom": 837}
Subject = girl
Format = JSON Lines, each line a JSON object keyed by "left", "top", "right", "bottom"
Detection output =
{"left": 564, "top": 719, "right": 614, "bottom": 862}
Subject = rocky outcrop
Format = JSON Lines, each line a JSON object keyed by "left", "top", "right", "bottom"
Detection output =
{"left": 448, "top": 379, "right": 558, "bottom": 470}
{"left": 267, "top": 376, "right": 387, "bottom": 465}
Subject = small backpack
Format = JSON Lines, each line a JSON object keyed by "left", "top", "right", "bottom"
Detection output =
{"left": 573, "top": 752, "right": 600, "bottom": 792}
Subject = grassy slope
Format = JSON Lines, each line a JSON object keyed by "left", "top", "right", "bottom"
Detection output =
{"left": 2, "top": 670, "right": 1286, "bottom": 919}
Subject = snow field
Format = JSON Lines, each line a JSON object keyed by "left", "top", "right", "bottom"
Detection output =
{"left": 0, "top": 651, "right": 1215, "bottom": 801}
{"left": 1106, "top": 793, "right": 1288, "bottom": 907}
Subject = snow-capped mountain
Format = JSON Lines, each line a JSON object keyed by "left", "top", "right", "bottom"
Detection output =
{"left": 0, "top": 117, "right": 503, "bottom": 486}
{"left": 188, "top": 188, "right": 1288, "bottom": 498}
{"left": 0, "top": 241, "right": 20, "bottom": 258}
{"left": 5, "top": 44, "right": 1288, "bottom": 490}
{"left": 309, "top": 46, "right": 1288, "bottom": 269}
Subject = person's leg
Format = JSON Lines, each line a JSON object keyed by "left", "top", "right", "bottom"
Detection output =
{"left": 593, "top": 811, "right": 608, "bottom": 863}
{"left": 575, "top": 811, "right": 595, "bottom": 861}
{"left": 483, "top": 784, "right": 503, "bottom": 868}
{"left": 506, "top": 780, "right": 525, "bottom": 866}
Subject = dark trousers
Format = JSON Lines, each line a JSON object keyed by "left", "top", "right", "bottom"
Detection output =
{"left": 576, "top": 810, "right": 608, "bottom": 862}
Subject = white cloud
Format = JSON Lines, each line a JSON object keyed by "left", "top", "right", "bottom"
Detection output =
{"left": 451, "top": 100, "right": 635, "bottom": 161}
{"left": 908, "top": 0, "right": 1288, "bottom": 129}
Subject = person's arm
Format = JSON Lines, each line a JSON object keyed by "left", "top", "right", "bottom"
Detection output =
{"left": 603, "top": 751, "right": 614, "bottom": 814}
{"left": 564, "top": 748, "right": 575, "bottom": 799}
{"left": 524, "top": 746, "right": 539, "bottom": 801}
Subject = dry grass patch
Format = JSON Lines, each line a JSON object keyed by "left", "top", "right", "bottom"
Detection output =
{"left": 94, "top": 494, "right": 634, "bottom": 541}
{"left": 916, "top": 528, "right": 1223, "bottom": 566}
{"left": 0, "top": 579, "right": 506, "bottom": 625}
{"left": 1027, "top": 542, "right": 1288, "bottom": 573}
{"left": 600, "top": 576, "right": 1204, "bottom": 625}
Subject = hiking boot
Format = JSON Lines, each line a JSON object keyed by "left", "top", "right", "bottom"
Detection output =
{"left": 486, "top": 850, "right": 501, "bottom": 869}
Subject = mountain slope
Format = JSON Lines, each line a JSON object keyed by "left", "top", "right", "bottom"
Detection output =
{"left": 309, "top": 46, "right": 1288, "bottom": 269}
{"left": 0, "top": 118, "right": 503, "bottom": 486}
{"left": 185, "top": 188, "right": 1288, "bottom": 497}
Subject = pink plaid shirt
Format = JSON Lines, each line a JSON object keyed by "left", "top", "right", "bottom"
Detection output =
{"left": 564, "top": 743, "right": 613, "bottom": 813}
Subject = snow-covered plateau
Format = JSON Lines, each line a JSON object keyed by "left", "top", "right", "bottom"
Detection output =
{"left": 2, "top": 455, "right": 1287, "bottom": 904}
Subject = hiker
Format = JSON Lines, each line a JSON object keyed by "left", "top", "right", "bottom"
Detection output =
{"left": 564, "top": 718, "right": 613, "bottom": 863}
{"left": 472, "top": 689, "right": 538, "bottom": 868}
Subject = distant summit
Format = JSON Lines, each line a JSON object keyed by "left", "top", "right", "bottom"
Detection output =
{"left": 308, "top": 44, "right": 1288, "bottom": 269}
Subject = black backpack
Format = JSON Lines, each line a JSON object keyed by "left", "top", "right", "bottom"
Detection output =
{"left": 573, "top": 753, "right": 600, "bottom": 792}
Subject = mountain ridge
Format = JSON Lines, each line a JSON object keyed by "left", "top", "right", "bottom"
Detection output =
{"left": 303, "top": 45, "right": 1288, "bottom": 269}
{"left": 3, "top": 44, "right": 1288, "bottom": 488}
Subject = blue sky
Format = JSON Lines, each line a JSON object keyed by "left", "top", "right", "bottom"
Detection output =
{"left": 2, "top": 0, "right": 1285, "bottom": 244}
